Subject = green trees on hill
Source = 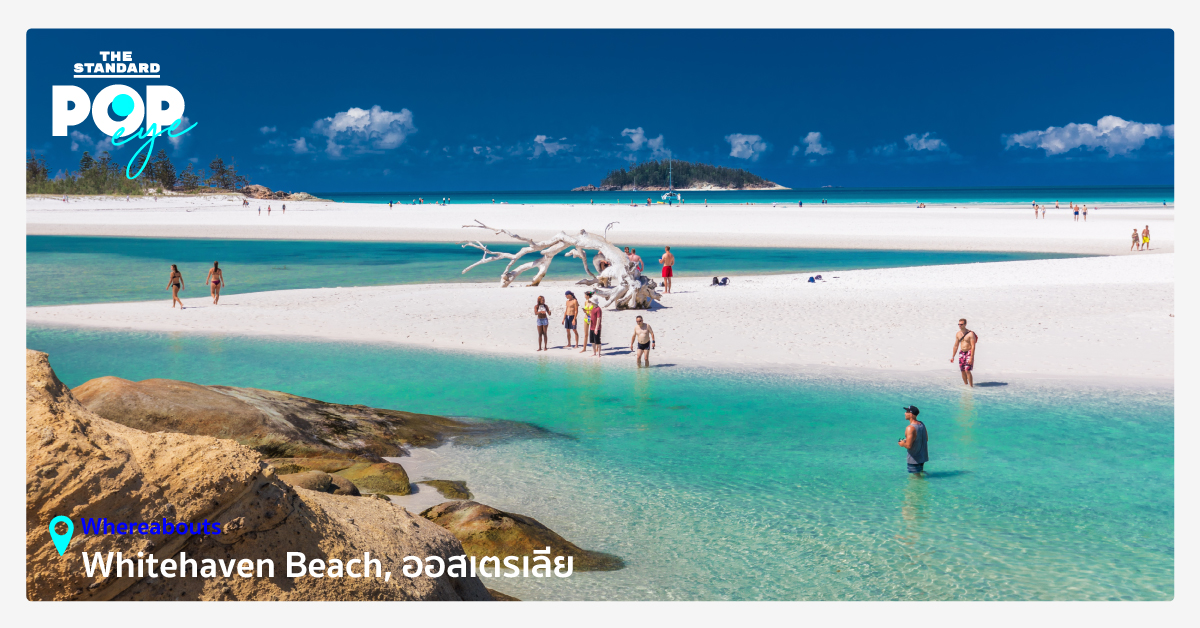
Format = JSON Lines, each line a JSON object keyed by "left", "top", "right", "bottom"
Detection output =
{"left": 600, "top": 159, "right": 775, "bottom": 189}
{"left": 25, "top": 150, "right": 250, "bottom": 195}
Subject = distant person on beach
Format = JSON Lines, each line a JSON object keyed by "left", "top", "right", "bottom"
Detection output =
{"left": 282, "top": 204, "right": 286, "bottom": 214}
{"left": 951, "top": 319, "right": 978, "bottom": 387}
{"left": 579, "top": 291, "right": 596, "bottom": 353}
{"left": 1142, "top": 226, "right": 1151, "bottom": 250}
{"left": 167, "top": 264, "right": 184, "bottom": 309}
{"left": 1132, "top": 228, "right": 1141, "bottom": 251}
{"left": 588, "top": 296, "right": 604, "bottom": 356}
{"left": 258, "top": 206, "right": 261, "bottom": 215}
{"left": 1056, "top": 200, "right": 1060, "bottom": 209}
{"left": 647, "top": 198, "right": 651, "bottom": 206}
{"left": 268, "top": 205, "right": 272, "bottom": 216}
{"left": 563, "top": 291, "right": 579, "bottom": 348}
{"left": 1034, "top": 204, "right": 1039, "bottom": 219}
{"left": 1082, "top": 205, "right": 1087, "bottom": 221}
{"left": 1073, "top": 206, "right": 1079, "bottom": 221}
{"left": 1041, "top": 205, "right": 1046, "bottom": 219}
{"left": 206, "top": 261, "right": 224, "bottom": 304}
{"left": 897, "top": 406, "right": 929, "bottom": 475}
{"left": 535, "top": 296, "right": 551, "bottom": 351}
{"left": 630, "top": 316, "right": 656, "bottom": 367}
{"left": 659, "top": 246, "right": 675, "bottom": 294}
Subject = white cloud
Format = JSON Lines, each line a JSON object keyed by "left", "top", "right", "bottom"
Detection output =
{"left": 473, "top": 145, "right": 504, "bottom": 164}
{"left": 313, "top": 105, "right": 416, "bottom": 158}
{"left": 259, "top": 125, "right": 277, "bottom": 134}
{"left": 291, "top": 137, "right": 309, "bottom": 154}
{"left": 1003, "top": 115, "right": 1172, "bottom": 156}
{"left": 802, "top": 131, "right": 832, "bottom": 156}
{"left": 621, "top": 126, "right": 669, "bottom": 158}
{"left": 904, "top": 132, "right": 948, "bottom": 152}
{"left": 869, "top": 143, "right": 897, "bottom": 157}
{"left": 69, "top": 130, "right": 115, "bottom": 154}
{"left": 531, "top": 134, "right": 574, "bottom": 158}
{"left": 168, "top": 116, "right": 192, "bottom": 150}
{"left": 726, "top": 133, "right": 767, "bottom": 161}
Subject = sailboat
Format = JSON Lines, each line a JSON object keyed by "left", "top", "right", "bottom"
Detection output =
{"left": 660, "top": 157, "right": 680, "bottom": 203}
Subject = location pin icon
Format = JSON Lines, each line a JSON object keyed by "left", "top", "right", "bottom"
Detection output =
{"left": 49, "top": 516, "right": 74, "bottom": 556}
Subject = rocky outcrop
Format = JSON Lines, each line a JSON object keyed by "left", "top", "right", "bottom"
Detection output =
{"left": 27, "top": 350, "right": 494, "bottom": 601}
{"left": 277, "top": 470, "right": 361, "bottom": 496}
{"left": 571, "top": 184, "right": 599, "bottom": 192}
{"left": 420, "top": 501, "right": 624, "bottom": 572}
{"left": 72, "top": 377, "right": 550, "bottom": 461}
{"left": 240, "top": 184, "right": 330, "bottom": 202}
{"left": 267, "top": 458, "right": 412, "bottom": 496}
{"left": 418, "top": 480, "right": 473, "bottom": 500}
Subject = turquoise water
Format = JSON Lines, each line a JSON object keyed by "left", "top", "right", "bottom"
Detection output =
{"left": 319, "top": 185, "right": 1174, "bottom": 206}
{"left": 27, "top": 326, "right": 1173, "bottom": 601}
{"left": 27, "top": 236, "right": 1081, "bottom": 307}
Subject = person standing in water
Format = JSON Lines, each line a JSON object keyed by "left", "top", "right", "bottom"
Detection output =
{"left": 659, "top": 246, "right": 675, "bottom": 294}
{"left": 167, "top": 264, "right": 185, "bottom": 309}
{"left": 535, "top": 296, "right": 552, "bottom": 351}
{"left": 951, "top": 318, "right": 978, "bottom": 387}
{"left": 629, "top": 315, "right": 656, "bottom": 367}
{"left": 562, "top": 291, "right": 580, "bottom": 348}
{"left": 897, "top": 406, "right": 929, "bottom": 475}
{"left": 206, "top": 261, "right": 225, "bottom": 304}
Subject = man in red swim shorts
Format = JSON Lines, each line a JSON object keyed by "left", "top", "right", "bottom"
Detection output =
{"left": 950, "top": 318, "right": 978, "bottom": 387}
{"left": 659, "top": 246, "right": 675, "bottom": 294}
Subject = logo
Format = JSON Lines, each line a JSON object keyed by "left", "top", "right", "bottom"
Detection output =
{"left": 51, "top": 51, "right": 198, "bottom": 180}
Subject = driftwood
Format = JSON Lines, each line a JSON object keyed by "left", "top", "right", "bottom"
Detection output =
{"left": 459, "top": 220, "right": 661, "bottom": 309}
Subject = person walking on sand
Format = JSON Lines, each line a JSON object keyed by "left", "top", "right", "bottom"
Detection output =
{"left": 659, "top": 246, "right": 675, "bottom": 294}
{"left": 897, "top": 406, "right": 929, "bottom": 475}
{"left": 951, "top": 319, "right": 978, "bottom": 387}
{"left": 1142, "top": 225, "right": 1151, "bottom": 250}
{"left": 167, "top": 264, "right": 185, "bottom": 309}
{"left": 1132, "top": 228, "right": 1141, "bottom": 251}
{"left": 206, "top": 261, "right": 225, "bottom": 305}
{"left": 588, "top": 297, "right": 604, "bottom": 356}
{"left": 630, "top": 315, "right": 656, "bottom": 367}
{"left": 579, "top": 291, "right": 596, "bottom": 353}
{"left": 562, "top": 291, "right": 580, "bottom": 348}
{"left": 1041, "top": 205, "right": 1046, "bottom": 219}
{"left": 1082, "top": 205, "right": 1087, "bottom": 221}
{"left": 1073, "top": 205, "right": 1079, "bottom": 221}
{"left": 535, "top": 296, "right": 552, "bottom": 351}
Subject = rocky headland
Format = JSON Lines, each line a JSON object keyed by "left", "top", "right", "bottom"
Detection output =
{"left": 26, "top": 350, "right": 494, "bottom": 601}
{"left": 240, "top": 184, "right": 330, "bottom": 202}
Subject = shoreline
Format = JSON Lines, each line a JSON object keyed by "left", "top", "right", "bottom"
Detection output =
{"left": 26, "top": 254, "right": 1175, "bottom": 384}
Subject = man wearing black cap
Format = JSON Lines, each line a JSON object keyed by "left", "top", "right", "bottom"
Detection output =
{"left": 897, "top": 406, "right": 929, "bottom": 475}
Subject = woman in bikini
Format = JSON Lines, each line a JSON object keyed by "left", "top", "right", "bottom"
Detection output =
{"left": 535, "top": 296, "right": 552, "bottom": 351}
{"left": 1132, "top": 228, "right": 1141, "bottom": 251}
{"left": 206, "top": 261, "right": 225, "bottom": 304}
{"left": 167, "top": 264, "right": 185, "bottom": 309}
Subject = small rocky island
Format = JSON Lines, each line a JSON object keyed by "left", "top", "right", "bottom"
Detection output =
{"left": 574, "top": 159, "right": 788, "bottom": 191}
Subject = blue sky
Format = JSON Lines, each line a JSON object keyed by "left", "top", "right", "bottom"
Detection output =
{"left": 27, "top": 29, "right": 1174, "bottom": 191}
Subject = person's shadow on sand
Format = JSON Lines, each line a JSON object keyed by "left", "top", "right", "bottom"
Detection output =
{"left": 974, "top": 382, "right": 1008, "bottom": 387}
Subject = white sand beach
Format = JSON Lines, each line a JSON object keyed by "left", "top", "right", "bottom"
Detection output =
{"left": 27, "top": 195, "right": 1173, "bottom": 254}
{"left": 26, "top": 253, "right": 1174, "bottom": 384}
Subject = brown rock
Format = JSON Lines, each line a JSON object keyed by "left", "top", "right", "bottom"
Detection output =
{"left": 27, "top": 350, "right": 492, "bottom": 601}
{"left": 72, "top": 376, "right": 547, "bottom": 461}
{"left": 278, "top": 470, "right": 361, "bottom": 496}
{"left": 241, "top": 184, "right": 274, "bottom": 199}
{"left": 487, "top": 588, "right": 520, "bottom": 601}
{"left": 333, "top": 462, "right": 412, "bottom": 495}
{"left": 418, "top": 480, "right": 473, "bottom": 500}
{"left": 420, "top": 501, "right": 624, "bottom": 572}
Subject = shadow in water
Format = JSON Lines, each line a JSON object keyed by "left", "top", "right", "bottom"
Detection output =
{"left": 974, "top": 381, "right": 1008, "bottom": 387}
{"left": 921, "top": 470, "right": 971, "bottom": 479}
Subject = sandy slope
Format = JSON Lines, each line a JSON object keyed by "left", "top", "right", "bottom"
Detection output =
{"left": 27, "top": 196, "right": 1173, "bottom": 254}
{"left": 26, "top": 254, "right": 1174, "bottom": 383}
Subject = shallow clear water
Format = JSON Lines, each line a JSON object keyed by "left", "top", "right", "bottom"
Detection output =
{"left": 319, "top": 186, "right": 1174, "bottom": 206}
{"left": 27, "top": 326, "right": 1173, "bottom": 601}
{"left": 27, "top": 236, "right": 1081, "bottom": 307}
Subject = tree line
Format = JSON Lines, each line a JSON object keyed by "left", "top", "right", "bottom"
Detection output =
{"left": 600, "top": 159, "right": 774, "bottom": 189}
{"left": 26, "top": 150, "right": 250, "bottom": 195}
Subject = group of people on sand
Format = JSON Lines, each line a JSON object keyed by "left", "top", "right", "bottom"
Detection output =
{"left": 534, "top": 292, "right": 657, "bottom": 365}
{"left": 1132, "top": 225, "right": 1152, "bottom": 251}
{"left": 166, "top": 262, "right": 225, "bottom": 309}
{"left": 1031, "top": 200, "right": 1096, "bottom": 220}
{"left": 256, "top": 204, "right": 285, "bottom": 215}
{"left": 528, "top": 245, "right": 675, "bottom": 366}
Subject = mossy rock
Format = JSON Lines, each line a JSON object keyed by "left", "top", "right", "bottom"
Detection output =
{"left": 333, "top": 462, "right": 412, "bottom": 496}
{"left": 418, "top": 480, "right": 473, "bottom": 500}
{"left": 278, "top": 470, "right": 360, "bottom": 496}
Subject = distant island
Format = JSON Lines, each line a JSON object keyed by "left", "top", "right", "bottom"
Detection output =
{"left": 573, "top": 159, "right": 789, "bottom": 192}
